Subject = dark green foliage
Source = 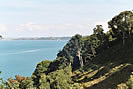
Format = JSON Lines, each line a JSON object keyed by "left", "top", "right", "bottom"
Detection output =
{"left": 47, "top": 66, "right": 72, "bottom": 89}
{"left": 33, "top": 60, "right": 51, "bottom": 75}
{"left": 108, "top": 11, "right": 133, "bottom": 45}
{"left": 48, "top": 57, "right": 70, "bottom": 73}
{"left": 37, "top": 65, "right": 76, "bottom": 89}
{"left": 81, "top": 25, "right": 110, "bottom": 64}
{"left": 57, "top": 34, "right": 82, "bottom": 58}
{"left": 32, "top": 59, "right": 76, "bottom": 89}
{"left": 93, "top": 25, "right": 105, "bottom": 44}
{"left": 57, "top": 34, "right": 84, "bottom": 70}
{"left": 32, "top": 60, "right": 51, "bottom": 87}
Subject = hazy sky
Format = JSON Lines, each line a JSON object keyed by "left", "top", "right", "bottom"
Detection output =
{"left": 0, "top": 0, "right": 133, "bottom": 38}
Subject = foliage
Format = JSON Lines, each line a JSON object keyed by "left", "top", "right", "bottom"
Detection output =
{"left": 108, "top": 11, "right": 133, "bottom": 45}
{"left": 47, "top": 66, "right": 72, "bottom": 89}
{"left": 127, "top": 72, "right": 133, "bottom": 89}
{"left": 19, "top": 77, "right": 35, "bottom": 89}
{"left": 37, "top": 65, "right": 77, "bottom": 89}
{"left": 0, "top": 71, "right": 6, "bottom": 89}
{"left": 32, "top": 60, "right": 51, "bottom": 87}
{"left": 5, "top": 75, "right": 35, "bottom": 89}
{"left": 48, "top": 57, "right": 70, "bottom": 73}
{"left": 39, "top": 74, "right": 50, "bottom": 89}
{"left": 33, "top": 60, "right": 51, "bottom": 75}
{"left": 57, "top": 34, "right": 83, "bottom": 69}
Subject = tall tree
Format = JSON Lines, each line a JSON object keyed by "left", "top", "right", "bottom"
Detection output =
{"left": 57, "top": 34, "right": 84, "bottom": 69}
{"left": 108, "top": 11, "right": 133, "bottom": 45}
{"left": 93, "top": 25, "right": 105, "bottom": 45}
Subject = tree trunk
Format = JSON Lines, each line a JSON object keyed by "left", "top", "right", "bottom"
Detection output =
{"left": 91, "top": 46, "right": 96, "bottom": 57}
{"left": 76, "top": 49, "right": 84, "bottom": 67}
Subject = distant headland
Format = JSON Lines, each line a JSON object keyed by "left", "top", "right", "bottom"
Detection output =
{"left": 3, "top": 37, "right": 71, "bottom": 40}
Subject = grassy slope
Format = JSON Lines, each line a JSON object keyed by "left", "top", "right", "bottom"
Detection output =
{"left": 72, "top": 42, "right": 133, "bottom": 89}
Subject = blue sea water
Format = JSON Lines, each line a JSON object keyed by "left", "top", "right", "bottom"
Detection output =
{"left": 0, "top": 40, "right": 67, "bottom": 79}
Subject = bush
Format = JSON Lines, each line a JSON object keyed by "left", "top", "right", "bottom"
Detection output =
{"left": 37, "top": 65, "right": 76, "bottom": 89}
{"left": 33, "top": 60, "right": 51, "bottom": 75}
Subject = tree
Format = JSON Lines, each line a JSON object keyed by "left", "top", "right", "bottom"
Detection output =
{"left": 108, "top": 11, "right": 133, "bottom": 46}
{"left": 93, "top": 25, "right": 107, "bottom": 45}
{"left": 57, "top": 34, "right": 84, "bottom": 70}
{"left": 47, "top": 65, "right": 72, "bottom": 89}
{"left": 33, "top": 60, "right": 51, "bottom": 75}
{"left": 32, "top": 60, "right": 51, "bottom": 86}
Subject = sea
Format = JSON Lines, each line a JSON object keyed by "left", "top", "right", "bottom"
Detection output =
{"left": 0, "top": 40, "right": 67, "bottom": 79}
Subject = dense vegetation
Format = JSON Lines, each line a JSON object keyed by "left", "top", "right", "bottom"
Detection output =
{"left": 1, "top": 10, "right": 133, "bottom": 89}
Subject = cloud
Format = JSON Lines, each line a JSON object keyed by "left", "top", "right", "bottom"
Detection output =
{"left": 0, "top": 23, "right": 93, "bottom": 37}
{"left": 15, "top": 23, "right": 89, "bottom": 32}
{"left": 0, "top": 24, "right": 7, "bottom": 32}
{"left": 0, "top": 21, "right": 110, "bottom": 38}
{"left": 115, "top": 0, "right": 132, "bottom": 3}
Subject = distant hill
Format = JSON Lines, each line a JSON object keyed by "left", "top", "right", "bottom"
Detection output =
{"left": 9, "top": 37, "right": 71, "bottom": 40}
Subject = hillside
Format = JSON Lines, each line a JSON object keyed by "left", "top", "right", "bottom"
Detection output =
{"left": 72, "top": 41, "right": 133, "bottom": 89}
{"left": 1, "top": 10, "right": 133, "bottom": 89}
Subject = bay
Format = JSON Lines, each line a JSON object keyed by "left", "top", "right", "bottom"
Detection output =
{"left": 0, "top": 40, "right": 67, "bottom": 79}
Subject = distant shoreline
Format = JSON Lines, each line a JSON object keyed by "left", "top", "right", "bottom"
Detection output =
{"left": 2, "top": 37, "right": 71, "bottom": 41}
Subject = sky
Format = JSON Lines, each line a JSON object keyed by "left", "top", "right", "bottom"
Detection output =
{"left": 0, "top": 0, "right": 133, "bottom": 38}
